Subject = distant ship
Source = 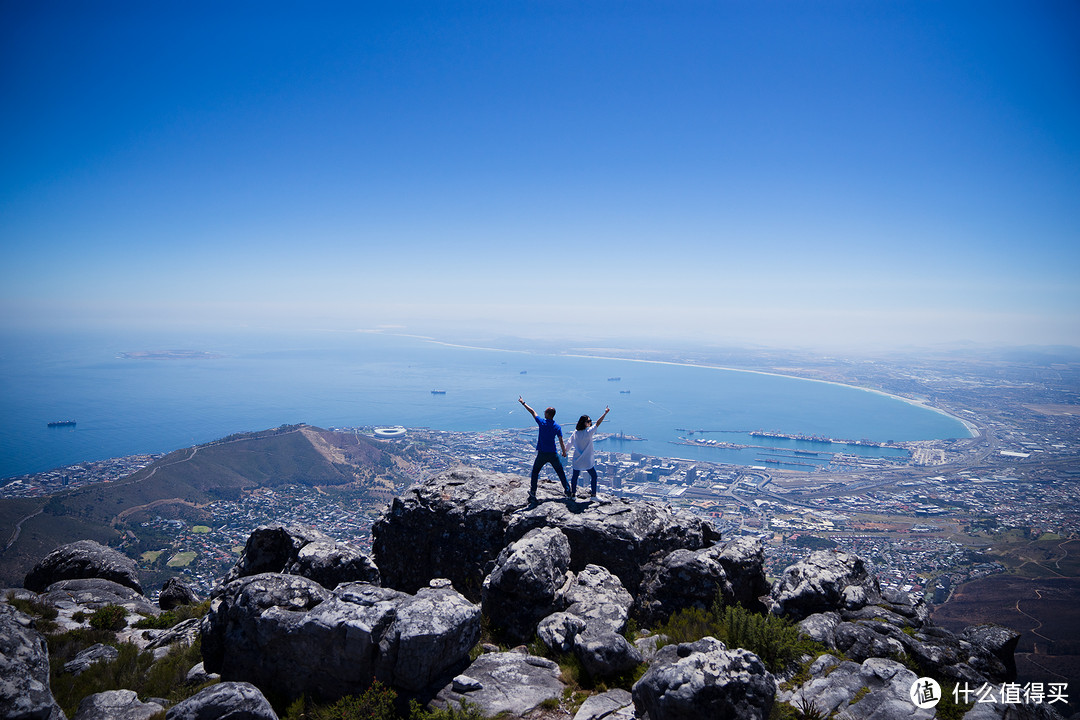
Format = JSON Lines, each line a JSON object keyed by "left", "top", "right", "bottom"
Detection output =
{"left": 431, "top": 390, "right": 446, "bottom": 395}
{"left": 47, "top": 420, "right": 76, "bottom": 427}
{"left": 607, "top": 377, "right": 621, "bottom": 381}
{"left": 619, "top": 390, "right": 631, "bottom": 394}
{"left": 520, "top": 370, "right": 527, "bottom": 374}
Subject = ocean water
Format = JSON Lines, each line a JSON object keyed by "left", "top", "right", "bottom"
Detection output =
{"left": 0, "top": 329, "right": 972, "bottom": 480}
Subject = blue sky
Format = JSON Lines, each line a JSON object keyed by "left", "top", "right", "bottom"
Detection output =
{"left": 2, "top": 1, "right": 1078, "bottom": 349}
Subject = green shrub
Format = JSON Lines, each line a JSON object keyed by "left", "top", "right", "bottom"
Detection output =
{"left": 280, "top": 681, "right": 400, "bottom": 720}
{"left": 409, "top": 699, "right": 487, "bottom": 720}
{"left": 89, "top": 604, "right": 127, "bottom": 632}
{"left": 5, "top": 592, "right": 59, "bottom": 620}
{"left": 655, "top": 598, "right": 827, "bottom": 674}
{"left": 133, "top": 600, "right": 212, "bottom": 629}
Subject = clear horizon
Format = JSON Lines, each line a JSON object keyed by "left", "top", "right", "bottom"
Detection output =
{"left": 2, "top": 2, "right": 1078, "bottom": 351}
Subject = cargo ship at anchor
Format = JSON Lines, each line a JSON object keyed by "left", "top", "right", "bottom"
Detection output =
{"left": 47, "top": 420, "right": 76, "bottom": 427}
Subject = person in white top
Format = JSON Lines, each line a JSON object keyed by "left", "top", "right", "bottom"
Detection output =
{"left": 568, "top": 406, "right": 610, "bottom": 497}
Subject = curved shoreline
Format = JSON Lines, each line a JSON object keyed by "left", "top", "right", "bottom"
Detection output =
{"left": 414, "top": 336, "right": 978, "bottom": 439}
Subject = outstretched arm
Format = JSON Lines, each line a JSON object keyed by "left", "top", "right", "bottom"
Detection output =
{"left": 594, "top": 406, "right": 611, "bottom": 428}
{"left": 518, "top": 396, "right": 538, "bottom": 419}
{"left": 559, "top": 435, "right": 567, "bottom": 457}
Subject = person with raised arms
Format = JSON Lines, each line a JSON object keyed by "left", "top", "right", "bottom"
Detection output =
{"left": 518, "top": 396, "right": 571, "bottom": 504}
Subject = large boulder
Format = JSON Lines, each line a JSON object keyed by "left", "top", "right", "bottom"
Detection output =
{"left": 224, "top": 524, "right": 379, "bottom": 590}
{"left": 0, "top": 603, "right": 66, "bottom": 720}
{"left": 786, "top": 654, "right": 933, "bottom": 720}
{"left": 481, "top": 528, "right": 572, "bottom": 642}
{"left": 632, "top": 637, "right": 775, "bottom": 720}
{"left": 373, "top": 468, "right": 719, "bottom": 600}
{"left": 635, "top": 546, "right": 732, "bottom": 626}
{"left": 769, "top": 549, "right": 881, "bottom": 621}
{"left": 961, "top": 624, "right": 1021, "bottom": 681}
{"left": 62, "top": 644, "right": 119, "bottom": 676}
{"left": 72, "top": 690, "right": 163, "bottom": 720}
{"left": 24, "top": 540, "right": 142, "bottom": 594}
{"left": 537, "top": 564, "right": 641, "bottom": 679}
{"left": 201, "top": 573, "right": 480, "bottom": 700}
{"left": 431, "top": 650, "right": 564, "bottom": 717}
{"left": 166, "top": 681, "right": 278, "bottom": 720}
{"left": 159, "top": 577, "right": 199, "bottom": 611}
{"left": 41, "top": 578, "right": 158, "bottom": 618}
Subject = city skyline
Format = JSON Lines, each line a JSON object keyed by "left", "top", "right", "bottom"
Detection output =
{"left": 2, "top": 2, "right": 1078, "bottom": 350}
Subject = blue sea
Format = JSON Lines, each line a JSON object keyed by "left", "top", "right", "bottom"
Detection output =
{"left": 0, "top": 329, "right": 972, "bottom": 480}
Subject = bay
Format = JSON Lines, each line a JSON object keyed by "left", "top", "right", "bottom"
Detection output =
{"left": 0, "top": 329, "right": 972, "bottom": 480}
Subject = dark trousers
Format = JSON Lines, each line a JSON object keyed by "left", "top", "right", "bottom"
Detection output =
{"left": 530, "top": 452, "right": 570, "bottom": 495}
{"left": 571, "top": 467, "right": 598, "bottom": 495}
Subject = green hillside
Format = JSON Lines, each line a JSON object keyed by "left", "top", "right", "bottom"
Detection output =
{"left": 0, "top": 425, "right": 403, "bottom": 587}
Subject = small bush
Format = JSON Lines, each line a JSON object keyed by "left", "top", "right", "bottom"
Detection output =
{"left": 6, "top": 592, "right": 59, "bottom": 620}
{"left": 409, "top": 699, "right": 487, "bottom": 720}
{"left": 655, "top": 598, "right": 827, "bottom": 675}
{"left": 89, "top": 604, "right": 127, "bottom": 632}
{"left": 134, "top": 599, "right": 212, "bottom": 629}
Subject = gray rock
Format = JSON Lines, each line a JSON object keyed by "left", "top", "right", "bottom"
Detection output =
{"left": 62, "top": 643, "right": 119, "bottom": 676}
{"left": 201, "top": 573, "right": 480, "bottom": 700}
{"left": 185, "top": 661, "right": 220, "bottom": 686}
{"left": 72, "top": 690, "right": 163, "bottom": 720}
{"left": 798, "top": 611, "right": 842, "bottom": 647}
{"left": 537, "top": 612, "right": 587, "bottom": 653}
{"left": 770, "top": 549, "right": 881, "bottom": 621}
{"left": 144, "top": 617, "right": 201, "bottom": 651}
{"left": 166, "top": 681, "right": 278, "bottom": 720}
{"left": 451, "top": 675, "right": 482, "bottom": 692}
{"left": 432, "top": 650, "right": 564, "bottom": 717}
{"left": 159, "top": 577, "right": 199, "bottom": 611}
{"left": 572, "top": 628, "right": 642, "bottom": 678}
{"left": 573, "top": 689, "right": 633, "bottom": 720}
{"left": 224, "top": 524, "right": 379, "bottom": 590}
{"left": 481, "top": 527, "right": 572, "bottom": 642}
{"left": 715, "top": 536, "right": 770, "bottom": 611}
{"left": 961, "top": 624, "right": 1021, "bottom": 681}
{"left": 788, "top": 656, "right": 933, "bottom": 720}
{"left": 635, "top": 546, "right": 731, "bottom": 626}
{"left": 632, "top": 637, "right": 776, "bottom": 720}
{"left": 563, "top": 564, "right": 634, "bottom": 636}
{"left": 372, "top": 468, "right": 719, "bottom": 600}
{"left": 0, "top": 603, "right": 66, "bottom": 720}
{"left": 41, "top": 578, "right": 158, "bottom": 617}
{"left": 25, "top": 540, "right": 142, "bottom": 594}
{"left": 535, "top": 564, "right": 639, "bottom": 679}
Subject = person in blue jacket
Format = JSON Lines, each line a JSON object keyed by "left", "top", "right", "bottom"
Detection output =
{"left": 519, "top": 396, "right": 571, "bottom": 503}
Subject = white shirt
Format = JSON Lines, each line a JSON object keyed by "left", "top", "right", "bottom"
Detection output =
{"left": 569, "top": 426, "right": 597, "bottom": 470}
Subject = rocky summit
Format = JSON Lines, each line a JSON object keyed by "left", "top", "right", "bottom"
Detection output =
{"left": 0, "top": 465, "right": 1062, "bottom": 720}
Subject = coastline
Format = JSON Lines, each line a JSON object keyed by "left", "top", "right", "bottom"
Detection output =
{"left": 413, "top": 336, "right": 979, "bottom": 439}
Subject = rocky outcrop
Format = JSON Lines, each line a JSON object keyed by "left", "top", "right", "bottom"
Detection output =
{"left": 41, "top": 578, "right": 158, "bottom": 618}
{"left": 24, "top": 540, "right": 143, "bottom": 594}
{"left": 0, "top": 603, "right": 66, "bottom": 720}
{"left": 158, "top": 577, "right": 199, "bottom": 611}
{"left": 481, "top": 527, "right": 572, "bottom": 642}
{"left": 552, "top": 564, "right": 641, "bottom": 679}
{"left": 635, "top": 546, "right": 732, "bottom": 626}
{"left": 634, "top": 538, "right": 769, "bottom": 625}
{"left": 574, "top": 689, "right": 634, "bottom": 720}
{"left": 632, "top": 637, "right": 776, "bottom": 720}
{"left": 201, "top": 573, "right": 480, "bottom": 701}
{"left": 769, "top": 549, "right": 881, "bottom": 621}
{"left": 224, "top": 524, "right": 379, "bottom": 590}
{"left": 62, "top": 643, "right": 119, "bottom": 676}
{"left": 165, "top": 681, "right": 278, "bottom": 720}
{"left": 785, "top": 654, "right": 931, "bottom": 720}
{"left": 71, "top": 690, "right": 163, "bottom": 720}
{"left": 432, "top": 649, "right": 564, "bottom": 717}
{"left": 373, "top": 468, "right": 719, "bottom": 600}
